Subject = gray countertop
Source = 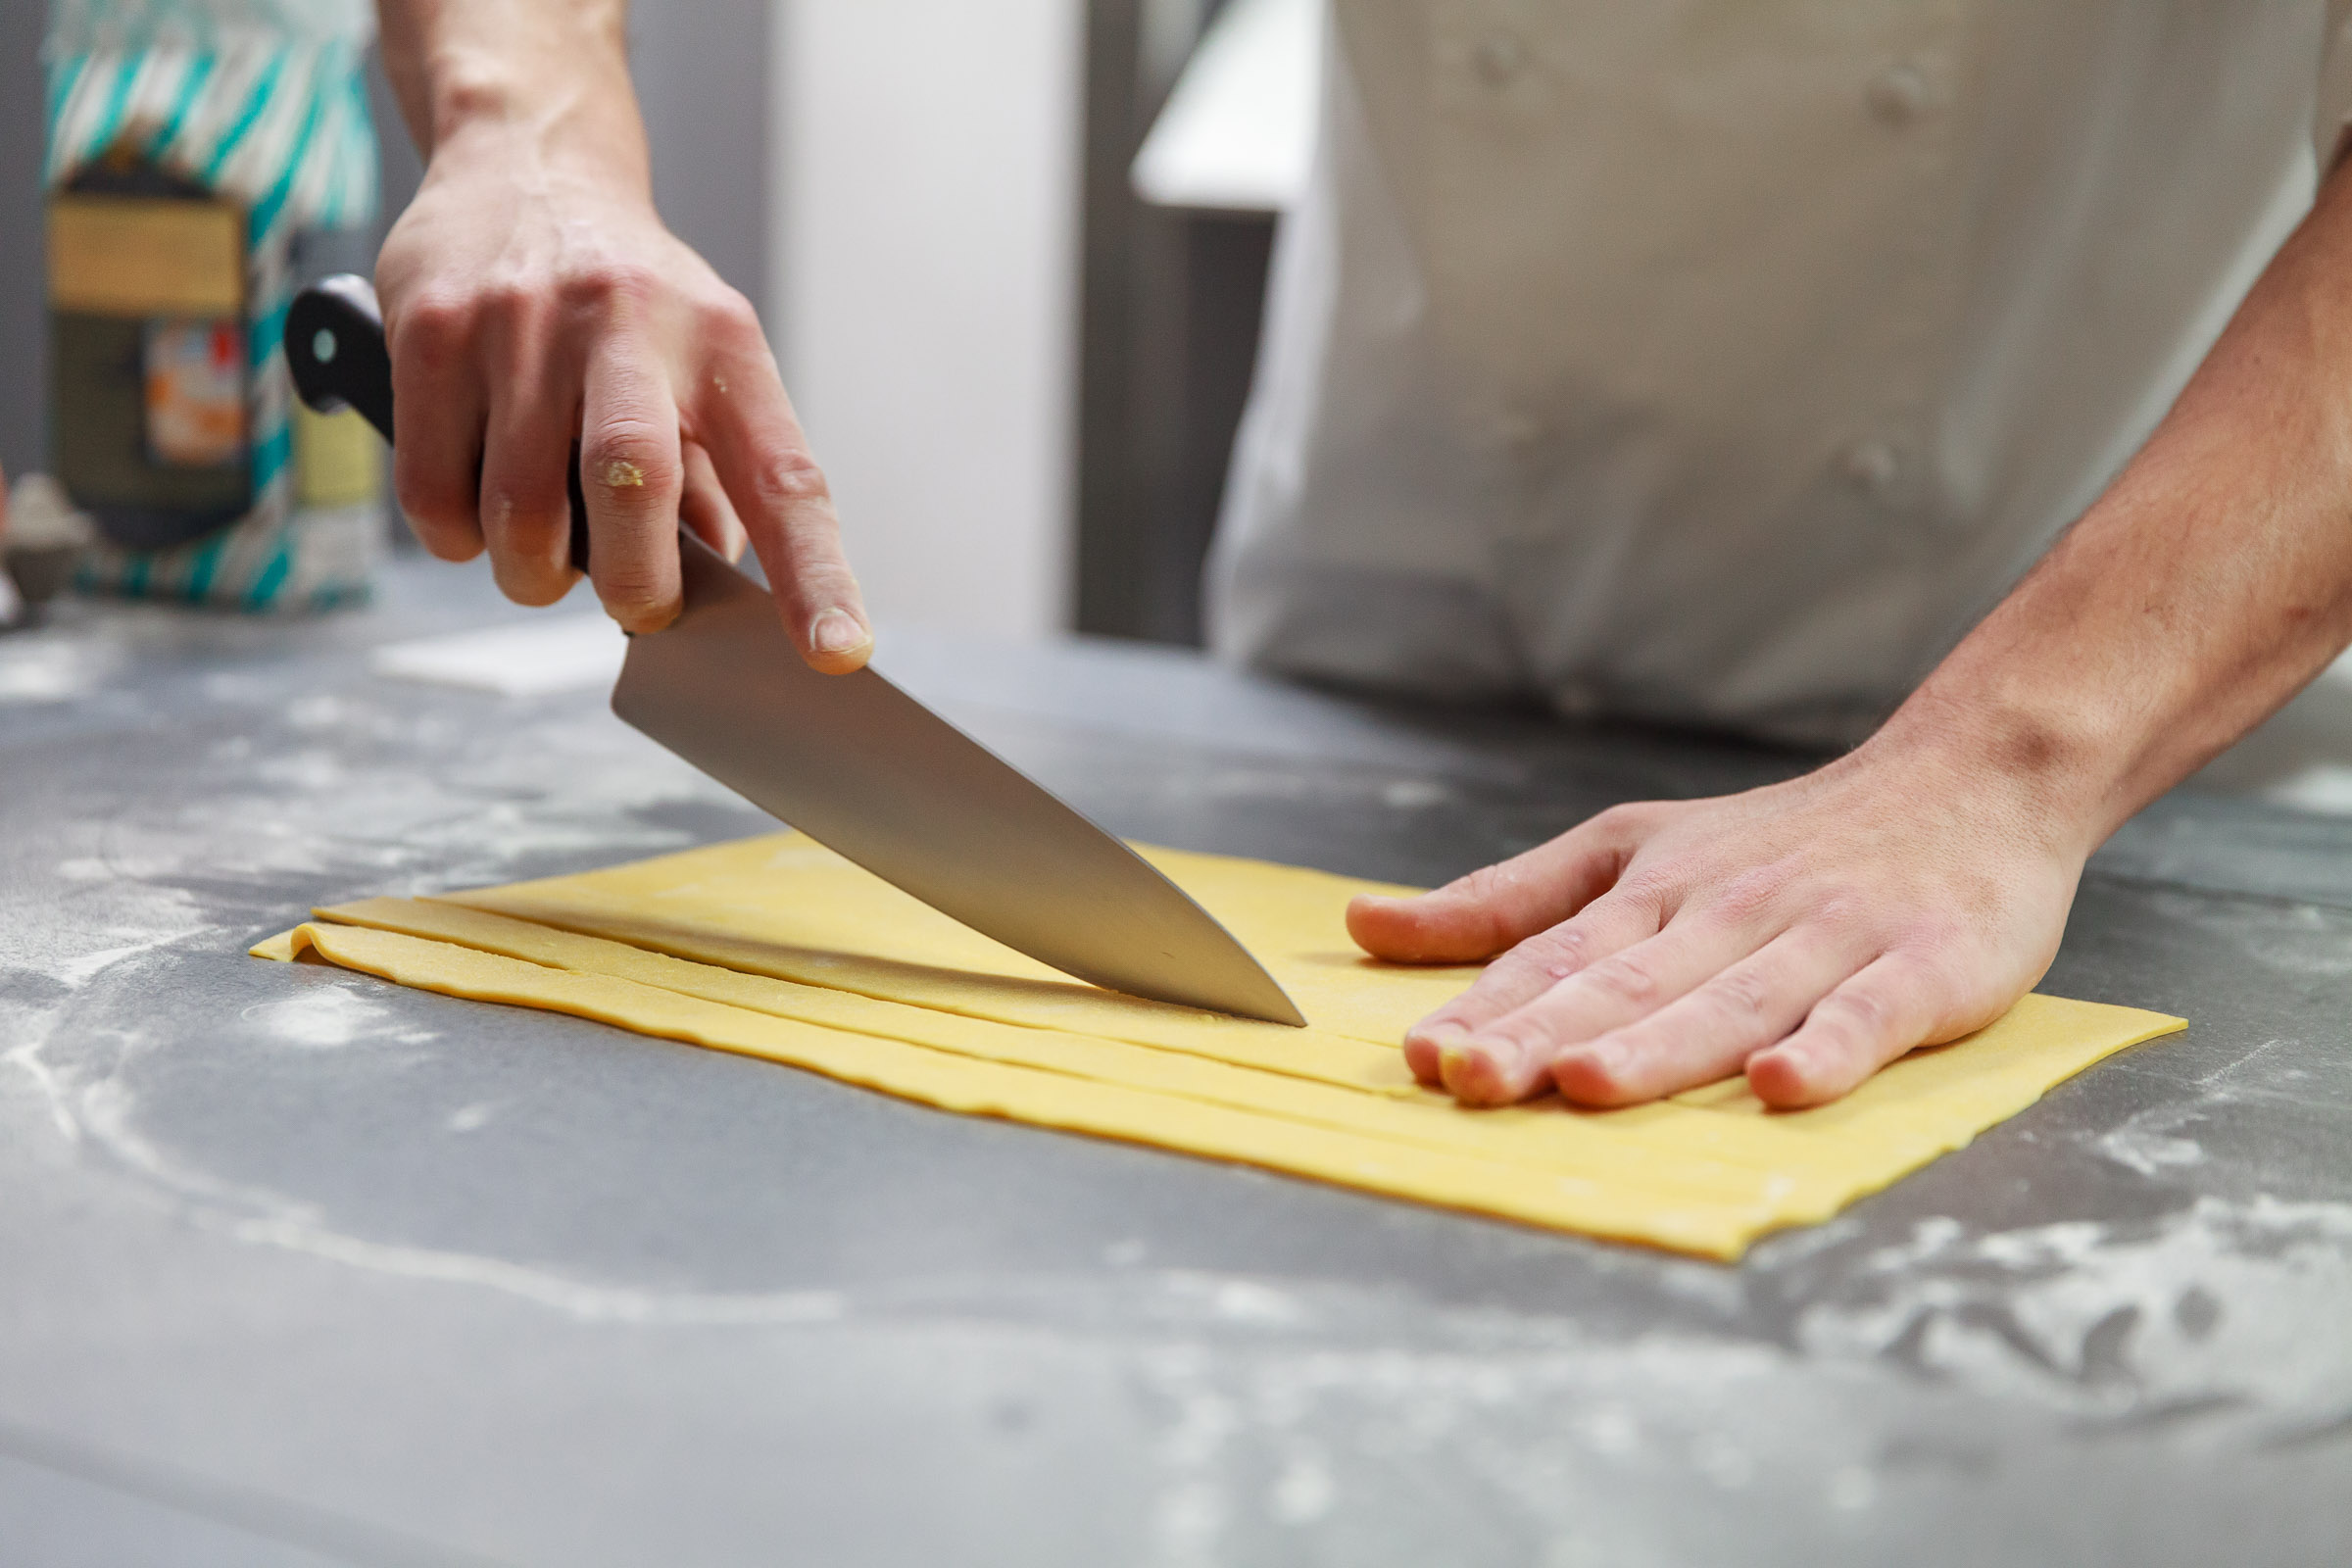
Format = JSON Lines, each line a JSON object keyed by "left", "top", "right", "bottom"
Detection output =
{"left": 2, "top": 557, "right": 2348, "bottom": 1567}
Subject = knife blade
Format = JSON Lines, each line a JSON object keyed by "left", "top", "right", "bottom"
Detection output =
{"left": 285, "top": 276, "right": 1306, "bottom": 1026}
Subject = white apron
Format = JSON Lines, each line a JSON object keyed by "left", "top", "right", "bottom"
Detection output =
{"left": 1210, "top": 0, "right": 2352, "bottom": 743}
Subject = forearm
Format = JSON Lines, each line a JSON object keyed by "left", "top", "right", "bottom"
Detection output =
{"left": 1879, "top": 156, "right": 2352, "bottom": 848}
{"left": 377, "top": 0, "right": 647, "bottom": 191}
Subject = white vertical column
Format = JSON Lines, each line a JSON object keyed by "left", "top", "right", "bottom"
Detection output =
{"left": 768, "top": 0, "right": 1084, "bottom": 641}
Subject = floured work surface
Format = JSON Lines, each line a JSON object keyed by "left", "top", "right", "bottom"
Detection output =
{"left": 252, "top": 833, "right": 2182, "bottom": 1258}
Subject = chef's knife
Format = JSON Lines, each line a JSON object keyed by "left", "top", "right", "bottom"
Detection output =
{"left": 286, "top": 275, "right": 1305, "bottom": 1026}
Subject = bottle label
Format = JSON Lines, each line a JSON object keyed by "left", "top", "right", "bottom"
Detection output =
{"left": 143, "top": 317, "right": 247, "bottom": 468}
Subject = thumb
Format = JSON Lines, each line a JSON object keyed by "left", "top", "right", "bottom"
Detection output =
{"left": 1346, "top": 808, "right": 1650, "bottom": 963}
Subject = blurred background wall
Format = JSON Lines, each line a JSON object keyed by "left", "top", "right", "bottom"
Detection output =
{"left": 0, "top": 0, "right": 1283, "bottom": 647}
{"left": 773, "top": 0, "right": 1085, "bottom": 643}
{"left": 0, "top": 6, "right": 46, "bottom": 493}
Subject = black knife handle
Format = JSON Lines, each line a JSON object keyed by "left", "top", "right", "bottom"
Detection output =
{"left": 285, "top": 274, "right": 591, "bottom": 572}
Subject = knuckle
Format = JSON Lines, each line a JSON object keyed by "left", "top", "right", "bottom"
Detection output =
{"left": 1478, "top": 1015, "right": 1552, "bottom": 1060}
{"left": 700, "top": 288, "right": 765, "bottom": 344}
{"left": 1589, "top": 802, "right": 1655, "bottom": 840}
{"left": 594, "top": 563, "right": 673, "bottom": 615}
{"left": 1437, "top": 861, "right": 1536, "bottom": 952}
{"left": 1705, "top": 966, "right": 1774, "bottom": 1021}
{"left": 481, "top": 486, "right": 566, "bottom": 539}
{"left": 1582, "top": 953, "right": 1660, "bottom": 1007}
{"left": 1818, "top": 985, "right": 1894, "bottom": 1040}
{"left": 1450, "top": 861, "right": 1516, "bottom": 906}
{"left": 1450, "top": 854, "right": 1552, "bottom": 911}
{"left": 1616, "top": 864, "right": 1679, "bottom": 915}
{"left": 583, "top": 422, "right": 679, "bottom": 493}
{"left": 754, "top": 446, "right": 834, "bottom": 511}
{"left": 1806, "top": 889, "right": 1872, "bottom": 941}
{"left": 1708, "top": 860, "right": 1795, "bottom": 927}
{"left": 560, "top": 261, "right": 661, "bottom": 316}
{"left": 482, "top": 462, "right": 568, "bottom": 514}
{"left": 393, "top": 464, "right": 470, "bottom": 526}
{"left": 475, "top": 279, "right": 535, "bottom": 328}
{"left": 1511, "top": 923, "right": 1592, "bottom": 983}
{"left": 392, "top": 295, "right": 473, "bottom": 363}
{"left": 585, "top": 411, "right": 666, "bottom": 451}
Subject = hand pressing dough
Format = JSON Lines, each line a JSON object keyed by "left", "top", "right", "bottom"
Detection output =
{"left": 254, "top": 832, "right": 2184, "bottom": 1257}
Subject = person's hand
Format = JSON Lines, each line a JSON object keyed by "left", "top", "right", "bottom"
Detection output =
{"left": 1346, "top": 733, "right": 2091, "bottom": 1108}
{"left": 373, "top": 127, "right": 870, "bottom": 667}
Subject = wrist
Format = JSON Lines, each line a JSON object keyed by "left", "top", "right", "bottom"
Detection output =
{"left": 413, "top": 19, "right": 648, "bottom": 196}
{"left": 427, "top": 107, "right": 651, "bottom": 205}
{"left": 1854, "top": 682, "right": 2120, "bottom": 863}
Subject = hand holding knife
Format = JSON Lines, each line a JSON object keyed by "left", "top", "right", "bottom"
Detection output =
{"left": 285, "top": 277, "right": 1305, "bottom": 1027}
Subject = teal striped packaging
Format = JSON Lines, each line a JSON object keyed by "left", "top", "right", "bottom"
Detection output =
{"left": 46, "top": 0, "right": 383, "bottom": 612}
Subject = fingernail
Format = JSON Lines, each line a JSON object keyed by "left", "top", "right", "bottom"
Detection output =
{"left": 1443, "top": 1033, "right": 1518, "bottom": 1091}
{"left": 809, "top": 609, "right": 867, "bottom": 657}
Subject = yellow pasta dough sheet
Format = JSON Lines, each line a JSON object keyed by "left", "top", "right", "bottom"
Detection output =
{"left": 251, "top": 832, "right": 2182, "bottom": 1258}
